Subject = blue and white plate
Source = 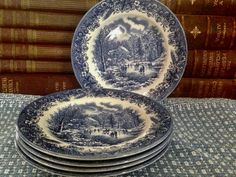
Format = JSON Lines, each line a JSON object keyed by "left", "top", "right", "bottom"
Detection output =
{"left": 17, "top": 89, "right": 172, "bottom": 160}
{"left": 71, "top": 0, "right": 187, "bottom": 100}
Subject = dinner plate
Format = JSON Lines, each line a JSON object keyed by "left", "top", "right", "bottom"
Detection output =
{"left": 17, "top": 89, "right": 172, "bottom": 160}
{"left": 16, "top": 137, "right": 170, "bottom": 173}
{"left": 16, "top": 129, "right": 172, "bottom": 167}
{"left": 15, "top": 139, "right": 170, "bottom": 177}
{"left": 71, "top": 0, "right": 187, "bottom": 100}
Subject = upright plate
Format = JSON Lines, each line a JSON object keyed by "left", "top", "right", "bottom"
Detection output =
{"left": 17, "top": 89, "right": 172, "bottom": 160}
{"left": 71, "top": 0, "right": 187, "bottom": 100}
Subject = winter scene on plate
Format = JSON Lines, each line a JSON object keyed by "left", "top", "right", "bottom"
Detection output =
{"left": 47, "top": 101, "right": 145, "bottom": 147}
{"left": 92, "top": 15, "right": 166, "bottom": 90}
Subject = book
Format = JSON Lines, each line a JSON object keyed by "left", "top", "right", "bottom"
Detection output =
{"left": 160, "top": 0, "right": 236, "bottom": 16}
{"left": 170, "top": 78, "right": 236, "bottom": 98}
{"left": 0, "top": 44, "right": 70, "bottom": 60}
{"left": 1, "top": 0, "right": 235, "bottom": 16}
{"left": 0, "top": 10, "right": 83, "bottom": 30}
{"left": 0, "top": 28, "right": 73, "bottom": 44}
{"left": 0, "top": 0, "right": 99, "bottom": 12}
{"left": 0, "top": 60, "right": 72, "bottom": 73}
{"left": 177, "top": 15, "right": 236, "bottom": 49}
{"left": 184, "top": 50, "right": 236, "bottom": 79}
{"left": 0, "top": 74, "right": 79, "bottom": 95}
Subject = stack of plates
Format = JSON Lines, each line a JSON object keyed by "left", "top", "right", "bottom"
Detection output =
{"left": 15, "top": 89, "right": 173, "bottom": 176}
{"left": 15, "top": 0, "right": 187, "bottom": 176}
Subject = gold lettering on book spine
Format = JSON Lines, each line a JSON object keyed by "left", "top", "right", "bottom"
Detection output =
{"left": 221, "top": 52, "right": 227, "bottom": 75}
{"left": 230, "top": 18, "right": 236, "bottom": 48}
{"left": 21, "top": 0, "right": 30, "bottom": 9}
{"left": 207, "top": 51, "right": 214, "bottom": 76}
{"left": 28, "top": 45, "right": 37, "bottom": 59}
{"left": 214, "top": 51, "right": 221, "bottom": 77}
{"left": 7, "top": 79, "right": 14, "bottom": 93}
{"left": 1, "top": 77, "right": 8, "bottom": 93}
{"left": 26, "top": 60, "right": 35, "bottom": 72}
{"left": 27, "top": 29, "right": 36, "bottom": 43}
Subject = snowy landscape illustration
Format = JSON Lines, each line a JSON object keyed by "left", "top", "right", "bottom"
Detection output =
{"left": 93, "top": 16, "right": 166, "bottom": 89}
{"left": 47, "top": 102, "right": 144, "bottom": 146}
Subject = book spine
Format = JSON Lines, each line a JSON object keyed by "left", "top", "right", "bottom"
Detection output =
{"left": 170, "top": 78, "right": 236, "bottom": 98}
{"left": 0, "top": 10, "right": 82, "bottom": 30}
{"left": 160, "top": 0, "right": 236, "bottom": 16}
{"left": 0, "top": 60, "right": 72, "bottom": 73}
{"left": 0, "top": 28, "right": 73, "bottom": 44}
{"left": 0, "top": 0, "right": 99, "bottom": 12}
{"left": 177, "top": 15, "right": 236, "bottom": 50}
{"left": 184, "top": 50, "right": 236, "bottom": 78}
{"left": 1, "top": 0, "right": 235, "bottom": 16}
{"left": 0, "top": 44, "right": 70, "bottom": 60}
{"left": 0, "top": 74, "right": 79, "bottom": 95}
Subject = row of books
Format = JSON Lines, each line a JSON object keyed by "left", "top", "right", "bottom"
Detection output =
{"left": 0, "top": 13, "right": 236, "bottom": 50}
{"left": 0, "top": 0, "right": 235, "bottom": 99}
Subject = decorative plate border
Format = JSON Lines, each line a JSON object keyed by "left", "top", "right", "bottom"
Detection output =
{"left": 71, "top": 0, "right": 187, "bottom": 100}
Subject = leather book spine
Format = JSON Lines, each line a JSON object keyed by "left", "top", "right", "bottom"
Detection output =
{"left": 177, "top": 15, "right": 236, "bottom": 49}
{"left": 0, "top": 74, "right": 79, "bottom": 95}
{"left": 0, "top": 44, "right": 70, "bottom": 60}
{"left": 0, "top": 28, "right": 73, "bottom": 44}
{"left": 171, "top": 78, "right": 236, "bottom": 98}
{"left": 0, "top": 60, "right": 72, "bottom": 73}
{"left": 161, "top": 0, "right": 236, "bottom": 16}
{"left": 0, "top": 10, "right": 82, "bottom": 30}
{"left": 184, "top": 50, "right": 236, "bottom": 78}
{"left": 0, "top": 0, "right": 99, "bottom": 12}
